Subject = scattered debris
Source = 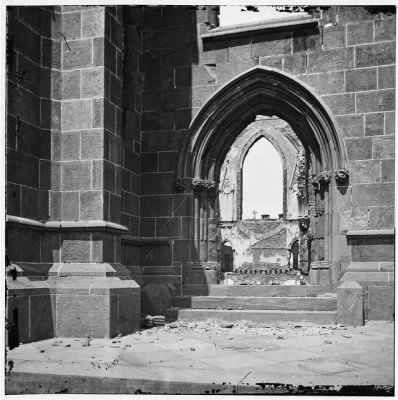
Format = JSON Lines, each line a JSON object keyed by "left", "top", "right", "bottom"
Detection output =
{"left": 82, "top": 336, "right": 92, "bottom": 347}
{"left": 145, "top": 315, "right": 166, "bottom": 328}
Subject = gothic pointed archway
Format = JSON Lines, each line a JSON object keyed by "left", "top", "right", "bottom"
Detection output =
{"left": 176, "top": 66, "right": 347, "bottom": 286}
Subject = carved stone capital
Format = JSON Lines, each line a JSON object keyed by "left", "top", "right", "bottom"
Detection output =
{"left": 335, "top": 168, "right": 349, "bottom": 185}
{"left": 299, "top": 216, "right": 310, "bottom": 231}
{"left": 318, "top": 170, "right": 331, "bottom": 185}
{"left": 191, "top": 178, "right": 217, "bottom": 192}
{"left": 174, "top": 177, "right": 185, "bottom": 192}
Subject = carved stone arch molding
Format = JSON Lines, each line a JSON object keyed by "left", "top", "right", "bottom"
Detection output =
{"left": 175, "top": 66, "right": 348, "bottom": 280}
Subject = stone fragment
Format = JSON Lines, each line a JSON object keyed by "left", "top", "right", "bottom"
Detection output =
{"left": 337, "top": 281, "right": 364, "bottom": 326}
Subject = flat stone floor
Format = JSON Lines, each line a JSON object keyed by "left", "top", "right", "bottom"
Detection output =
{"left": 6, "top": 320, "right": 394, "bottom": 394}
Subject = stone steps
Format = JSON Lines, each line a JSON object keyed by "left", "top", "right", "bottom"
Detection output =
{"left": 182, "top": 284, "right": 337, "bottom": 297}
{"left": 177, "top": 309, "right": 337, "bottom": 324}
{"left": 174, "top": 284, "right": 338, "bottom": 324}
{"left": 173, "top": 296, "right": 336, "bottom": 311}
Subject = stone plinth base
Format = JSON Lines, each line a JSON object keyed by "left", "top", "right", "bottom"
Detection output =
{"left": 309, "top": 261, "right": 331, "bottom": 285}
{"left": 337, "top": 281, "right": 364, "bottom": 326}
{"left": 6, "top": 263, "right": 140, "bottom": 343}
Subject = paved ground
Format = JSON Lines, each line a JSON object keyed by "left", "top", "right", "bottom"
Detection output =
{"left": 6, "top": 320, "right": 394, "bottom": 394}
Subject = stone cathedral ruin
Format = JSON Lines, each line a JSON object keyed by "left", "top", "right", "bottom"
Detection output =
{"left": 5, "top": 5, "right": 395, "bottom": 343}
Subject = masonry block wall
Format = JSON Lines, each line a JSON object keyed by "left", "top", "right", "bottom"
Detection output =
{"left": 6, "top": 6, "right": 140, "bottom": 341}
{"left": 134, "top": 5, "right": 395, "bottom": 289}
{"left": 7, "top": 7, "right": 54, "bottom": 263}
{"left": 138, "top": 6, "right": 200, "bottom": 290}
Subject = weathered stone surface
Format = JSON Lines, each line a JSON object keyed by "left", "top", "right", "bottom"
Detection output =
{"left": 356, "top": 90, "right": 395, "bottom": 113}
{"left": 298, "top": 71, "right": 344, "bottom": 95}
{"left": 322, "top": 93, "right": 355, "bottom": 115}
{"left": 228, "top": 37, "right": 252, "bottom": 61}
{"left": 339, "top": 207, "right": 368, "bottom": 232}
{"left": 140, "top": 243, "right": 172, "bottom": 266}
{"left": 7, "top": 228, "right": 41, "bottom": 263}
{"left": 283, "top": 53, "right": 306, "bottom": 74}
{"left": 323, "top": 25, "right": 345, "bottom": 49}
{"left": 368, "top": 286, "right": 394, "bottom": 320}
{"left": 381, "top": 159, "right": 394, "bottom": 182}
{"left": 345, "top": 138, "right": 372, "bottom": 160}
{"left": 215, "top": 59, "right": 258, "bottom": 85}
{"left": 308, "top": 48, "right": 354, "bottom": 73}
{"left": 63, "top": 39, "right": 94, "bottom": 70}
{"left": 347, "top": 21, "right": 374, "bottom": 45}
{"left": 355, "top": 42, "right": 395, "bottom": 68}
{"left": 252, "top": 32, "right": 292, "bottom": 57}
{"left": 352, "top": 183, "right": 394, "bottom": 207}
{"left": 80, "top": 191, "right": 103, "bottom": 220}
{"left": 61, "top": 232, "right": 91, "bottom": 263}
{"left": 82, "top": 68, "right": 105, "bottom": 98}
{"left": 368, "top": 207, "right": 394, "bottom": 230}
{"left": 80, "top": 129, "right": 104, "bottom": 160}
{"left": 348, "top": 160, "right": 380, "bottom": 184}
{"left": 20, "top": 187, "right": 40, "bottom": 220}
{"left": 365, "top": 113, "right": 384, "bottom": 136}
{"left": 109, "top": 193, "right": 122, "bottom": 223}
{"left": 62, "top": 161, "right": 91, "bottom": 190}
{"left": 374, "top": 17, "right": 396, "bottom": 42}
{"left": 346, "top": 68, "right": 377, "bottom": 92}
{"left": 378, "top": 65, "right": 395, "bottom": 89}
{"left": 292, "top": 27, "right": 321, "bottom": 53}
{"left": 62, "top": 12, "right": 82, "bottom": 40}
{"left": 41, "top": 232, "right": 61, "bottom": 263}
{"left": 7, "top": 295, "right": 30, "bottom": 343}
{"left": 372, "top": 136, "right": 395, "bottom": 159}
{"left": 259, "top": 55, "right": 283, "bottom": 70}
{"left": 121, "top": 191, "right": 139, "bottom": 215}
{"left": 385, "top": 111, "right": 395, "bottom": 135}
{"left": 335, "top": 114, "right": 364, "bottom": 137}
{"left": 351, "top": 237, "right": 394, "bottom": 262}
{"left": 61, "top": 100, "right": 92, "bottom": 131}
{"left": 61, "top": 131, "right": 80, "bottom": 160}
{"left": 30, "top": 294, "right": 55, "bottom": 341}
{"left": 140, "top": 217, "right": 155, "bottom": 237}
{"left": 337, "top": 281, "right": 364, "bottom": 326}
{"left": 82, "top": 7, "right": 105, "bottom": 38}
{"left": 56, "top": 293, "right": 110, "bottom": 337}
{"left": 156, "top": 217, "right": 181, "bottom": 237}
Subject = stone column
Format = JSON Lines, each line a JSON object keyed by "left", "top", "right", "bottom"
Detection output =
{"left": 47, "top": 6, "right": 139, "bottom": 338}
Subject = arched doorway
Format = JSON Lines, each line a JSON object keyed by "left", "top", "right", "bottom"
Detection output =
{"left": 176, "top": 66, "right": 347, "bottom": 286}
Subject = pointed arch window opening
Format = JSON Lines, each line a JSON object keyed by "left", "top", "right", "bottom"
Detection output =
{"left": 218, "top": 116, "right": 311, "bottom": 224}
{"left": 241, "top": 136, "right": 284, "bottom": 220}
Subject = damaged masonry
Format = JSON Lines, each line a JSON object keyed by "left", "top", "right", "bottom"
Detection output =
{"left": 5, "top": 4, "right": 395, "bottom": 395}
